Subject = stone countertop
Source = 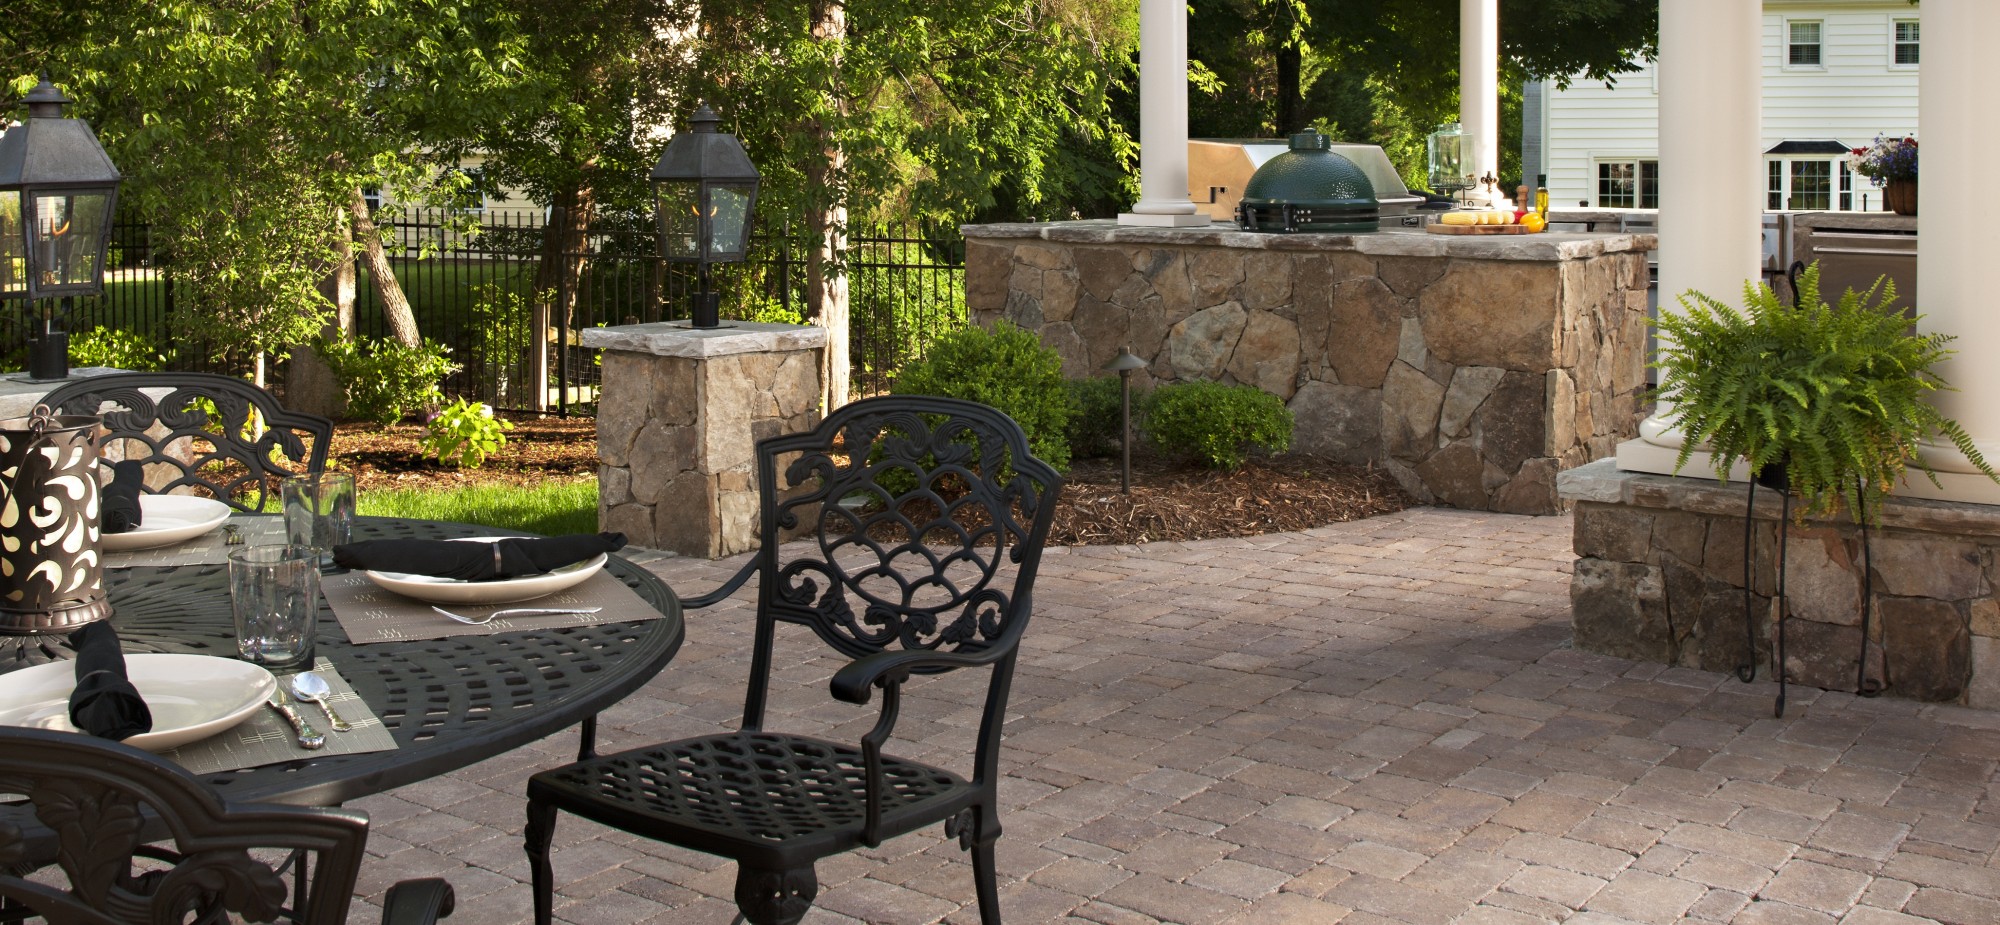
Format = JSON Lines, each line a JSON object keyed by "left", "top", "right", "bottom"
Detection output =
{"left": 1792, "top": 211, "right": 1917, "bottom": 233}
{"left": 960, "top": 219, "right": 1657, "bottom": 262}
{"left": 582, "top": 321, "right": 826, "bottom": 358}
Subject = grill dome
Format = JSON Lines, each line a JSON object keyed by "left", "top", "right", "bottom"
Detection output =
{"left": 1235, "top": 130, "right": 1379, "bottom": 233}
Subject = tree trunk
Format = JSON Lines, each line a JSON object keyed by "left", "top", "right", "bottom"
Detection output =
{"left": 1275, "top": 43, "right": 1303, "bottom": 135}
{"left": 808, "top": 0, "right": 850, "bottom": 410}
{"left": 346, "top": 187, "right": 420, "bottom": 349}
{"left": 286, "top": 234, "right": 356, "bottom": 419}
{"left": 531, "top": 181, "right": 597, "bottom": 413}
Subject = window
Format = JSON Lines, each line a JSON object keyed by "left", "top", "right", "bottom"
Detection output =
{"left": 1766, "top": 157, "right": 1858, "bottom": 211}
{"left": 1597, "top": 160, "right": 1659, "bottom": 209}
{"left": 1894, "top": 20, "right": 1919, "bottom": 66}
{"left": 1789, "top": 160, "right": 1832, "bottom": 210}
{"left": 1789, "top": 20, "right": 1823, "bottom": 67}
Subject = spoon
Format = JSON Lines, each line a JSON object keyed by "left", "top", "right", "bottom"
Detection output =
{"left": 289, "top": 671, "right": 352, "bottom": 733}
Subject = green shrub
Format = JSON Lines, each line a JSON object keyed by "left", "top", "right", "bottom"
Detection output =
{"left": 318, "top": 335, "right": 459, "bottom": 425}
{"left": 1145, "top": 381, "right": 1293, "bottom": 470}
{"left": 68, "top": 326, "right": 167, "bottom": 371}
{"left": 420, "top": 398, "right": 513, "bottom": 467}
{"left": 891, "top": 320, "right": 1071, "bottom": 472}
{"left": 1066, "top": 375, "right": 1129, "bottom": 460}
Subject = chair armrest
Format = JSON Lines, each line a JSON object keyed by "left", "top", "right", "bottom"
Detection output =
{"left": 830, "top": 639, "right": 1016, "bottom": 704}
{"left": 679, "top": 559, "right": 759, "bottom": 610}
{"left": 381, "top": 878, "right": 455, "bottom": 925}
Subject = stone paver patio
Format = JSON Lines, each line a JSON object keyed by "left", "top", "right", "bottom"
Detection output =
{"left": 351, "top": 508, "right": 2000, "bottom": 925}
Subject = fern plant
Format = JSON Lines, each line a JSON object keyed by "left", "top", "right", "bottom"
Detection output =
{"left": 1652, "top": 262, "right": 1995, "bottom": 521}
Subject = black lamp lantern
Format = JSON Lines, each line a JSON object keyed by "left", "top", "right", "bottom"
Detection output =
{"left": 651, "top": 104, "right": 760, "bottom": 329}
{"left": 0, "top": 79, "right": 121, "bottom": 381}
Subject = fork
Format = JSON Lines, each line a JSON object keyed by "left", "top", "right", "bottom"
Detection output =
{"left": 431, "top": 605, "right": 603, "bottom": 625}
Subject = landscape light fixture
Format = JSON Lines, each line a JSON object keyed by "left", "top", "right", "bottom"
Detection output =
{"left": 0, "top": 79, "right": 121, "bottom": 381}
{"left": 651, "top": 104, "right": 760, "bottom": 330}
{"left": 1102, "top": 347, "right": 1147, "bottom": 492}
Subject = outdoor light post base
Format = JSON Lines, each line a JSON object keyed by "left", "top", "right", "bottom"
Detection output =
{"left": 26, "top": 320, "right": 67, "bottom": 383}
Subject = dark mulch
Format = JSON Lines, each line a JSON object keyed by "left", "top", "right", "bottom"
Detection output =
{"left": 332, "top": 413, "right": 1412, "bottom": 545}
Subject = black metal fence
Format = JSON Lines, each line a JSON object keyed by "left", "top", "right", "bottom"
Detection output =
{"left": 36, "top": 208, "right": 966, "bottom": 414}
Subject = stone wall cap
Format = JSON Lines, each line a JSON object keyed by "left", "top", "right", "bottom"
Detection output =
{"left": 1560, "top": 458, "right": 2000, "bottom": 539}
{"left": 582, "top": 321, "right": 827, "bottom": 358}
{"left": 960, "top": 219, "right": 1656, "bottom": 261}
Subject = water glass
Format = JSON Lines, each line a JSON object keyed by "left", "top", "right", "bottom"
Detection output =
{"left": 283, "top": 472, "right": 355, "bottom": 563}
{"left": 228, "top": 545, "right": 320, "bottom": 668}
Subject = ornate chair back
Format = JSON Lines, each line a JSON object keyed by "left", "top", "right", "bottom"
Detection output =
{"left": 39, "top": 372, "right": 334, "bottom": 512}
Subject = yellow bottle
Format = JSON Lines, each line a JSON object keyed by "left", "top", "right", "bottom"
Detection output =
{"left": 1535, "top": 175, "right": 1550, "bottom": 219}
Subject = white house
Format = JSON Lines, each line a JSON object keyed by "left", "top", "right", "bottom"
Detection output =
{"left": 1526, "top": 0, "right": 1919, "bottom": 213}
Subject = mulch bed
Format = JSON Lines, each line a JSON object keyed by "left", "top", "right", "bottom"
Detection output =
{"left": 331, "top": 413, "right": 1412, "bottom": 546}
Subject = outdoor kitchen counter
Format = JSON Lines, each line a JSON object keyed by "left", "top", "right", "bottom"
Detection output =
{"left": 964, "top": 219, "right": 1658, "bottom": 514}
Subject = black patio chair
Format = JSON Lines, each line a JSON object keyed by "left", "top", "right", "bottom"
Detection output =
{"left": 524, "top": 395, "right": 1065, "bottom": 925}
{"left": 39, "top": 371, "right": 334, "bottom": 512}
{"left": 0, "top": 726, "right": 454, "bottom": 925}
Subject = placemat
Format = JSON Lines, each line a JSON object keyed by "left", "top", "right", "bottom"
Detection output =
{"left": 320, "top": 569, "right": 665, "bottom": 644}
{"left": 156, "top": 658, "right": 396, "bottom": 776}
{"left": 104, "top": 515, "right": 287, "bottom": 569}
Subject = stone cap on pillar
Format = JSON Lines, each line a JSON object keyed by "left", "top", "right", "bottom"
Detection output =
{"left": 581, "top": 321, "right": 827, "bottom": 358}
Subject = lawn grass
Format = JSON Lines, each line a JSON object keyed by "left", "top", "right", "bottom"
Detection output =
{"left": 357, "top": 477, "right": 598, "bottom": 536}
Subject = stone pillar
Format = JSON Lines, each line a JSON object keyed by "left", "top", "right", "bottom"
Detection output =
{"left": 1459, "top": 0, "right": 1503, "bottom": 206}
{"left": 1632, "top": 0, "right": 1763, "bottom": 453}
{"left": 583, "top": 322, "right": 824, "bottom": 559}
{"left": 1119, "top": 0, "right": 1206, "bottom": 227}
{"left": 1915, "top": 0, "right": 2000, "bottom": 505}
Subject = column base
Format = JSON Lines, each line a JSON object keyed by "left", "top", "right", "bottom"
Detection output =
{"left": 1614, "top": 438, "right": 2000, "bottom": 506}
{"left": 1117, "top": 211, "right": 1213, "bottom": 228}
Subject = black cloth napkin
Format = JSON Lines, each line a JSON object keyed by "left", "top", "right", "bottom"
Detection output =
{"left": 332, "top": 532, "right": 626, "bottom": 581}
{"left": 67, "top": 621, "right": 152, "bottom": 741}
{"left": 101, "top": 460, "right": 145, "bottom": 535}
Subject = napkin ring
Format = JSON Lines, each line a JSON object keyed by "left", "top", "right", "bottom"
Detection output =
{"left": 493, "top": 543, "right": 504, "bottom": 574}
{"left": 76, "top": 669, "right": 119, "bottom": 684}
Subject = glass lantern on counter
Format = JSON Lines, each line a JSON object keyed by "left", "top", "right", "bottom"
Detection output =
{"left": 1425, "top": 122, "right": 1469, "bottom": 196}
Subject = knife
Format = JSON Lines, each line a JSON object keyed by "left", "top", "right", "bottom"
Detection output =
{"left": 267, "top": 688, "right": 326, "bottom": 750}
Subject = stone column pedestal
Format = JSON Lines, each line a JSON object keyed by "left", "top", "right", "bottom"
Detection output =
{"left": 582, "top": 322, "right": 824, "bottom": 559}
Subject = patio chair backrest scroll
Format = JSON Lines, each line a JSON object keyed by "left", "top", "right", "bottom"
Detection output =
{"left": 742, "top": 395, "right": 1063, "bottom": 729}
{"left": 39, "top": 372, "right": 334, "bottom": 513}
{"left": 0, "top": 727, "right": 370, "bottom": 925}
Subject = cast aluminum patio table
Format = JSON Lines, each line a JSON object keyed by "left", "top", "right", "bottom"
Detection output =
{"left": 5, "top": 515, "right": 685, "bottom": 809}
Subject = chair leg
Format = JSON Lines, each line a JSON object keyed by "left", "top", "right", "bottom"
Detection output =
{"left": 732, "top": 864, "right": 818, "bottom": 925}
{"left": 524, "top": 799, "right": 559, "bottom": 925}
{"left": 969, "top": 813, "right": 1003, "bottom": 925}
{"left": 577, "top": 715, "right": 598, "bottom": 761}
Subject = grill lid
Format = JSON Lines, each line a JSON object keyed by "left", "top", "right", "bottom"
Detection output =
{"left": 1236, "top": 130, "right": 1379, "bottom": 233}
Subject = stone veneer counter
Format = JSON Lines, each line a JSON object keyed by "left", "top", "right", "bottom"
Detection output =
{"left": 963, "top": 220, "right": 1657, "bottom": 513}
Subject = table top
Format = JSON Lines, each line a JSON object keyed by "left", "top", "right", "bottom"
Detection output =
{"left": 15, "top": 517, "right": 685, "bottom": 808}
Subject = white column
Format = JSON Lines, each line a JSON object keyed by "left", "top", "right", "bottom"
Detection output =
{"left": 1633, "top": 0, "right": 1764, "bottom": 451}
{"left": 1119, "top": 0, "right": 1206, "bottom": 227}
{"left": 1914, "top": 0, "right": 2000, "bottom": 500}
{"left": 1460, "top": 0, "right": 1503, "bottom": 206}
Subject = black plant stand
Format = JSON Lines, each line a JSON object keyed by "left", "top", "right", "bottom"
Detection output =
{"left": 1738, "top": 471, "right": 1882, "bottom": 718}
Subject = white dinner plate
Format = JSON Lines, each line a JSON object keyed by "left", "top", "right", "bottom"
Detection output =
{"left": 0, "top": 654, "right": 276, "bottom": 752}
{"left": 100, "top": 495, "right": 232, "bottom": 552}
{"left": 362, "top": 537, "right": 607, "bottom": 605}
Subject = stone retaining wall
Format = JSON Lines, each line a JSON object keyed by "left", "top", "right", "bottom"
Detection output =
{"left": 1560, "top": 460, "right": 2000, "bottom": 705}
{"left": 964, "top": 221, "right": 1655, "bottom": 514}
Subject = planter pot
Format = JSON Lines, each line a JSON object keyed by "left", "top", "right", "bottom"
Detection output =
{"left": 1753, "top": 459, "right": 1789, "bottom": 493}
{"left": 1885, "top": 178, "right": 1918, "bottom": 216}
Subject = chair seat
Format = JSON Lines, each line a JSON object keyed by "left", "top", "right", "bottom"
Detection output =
{"left": 528, "top": 731, "right": 976, "bottom": 867}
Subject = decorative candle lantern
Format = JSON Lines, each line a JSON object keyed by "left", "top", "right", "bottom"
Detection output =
{"left": 651, "top": 104, "right": 761, "bottom": 329}
{"left": 0, "top": 406, "right": 108, "bottom": 634}
{"left": 0, "top": 79, "right": 123, "bottom": 381}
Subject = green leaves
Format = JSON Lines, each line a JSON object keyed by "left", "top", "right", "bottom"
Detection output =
{"left": 1651, "top": 262, "right": 1995, "bottom": 522}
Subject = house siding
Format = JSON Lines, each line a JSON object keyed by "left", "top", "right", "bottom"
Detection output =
{"left": 1544, "top": 1, "right": 1918, "bottom": 210}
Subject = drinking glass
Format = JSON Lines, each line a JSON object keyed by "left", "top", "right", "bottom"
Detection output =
{"left": 282, "top": 472, "right": 355, "bottom": 564}
{"left": 228, "top": 545, "right": 320, "bottom": 668}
